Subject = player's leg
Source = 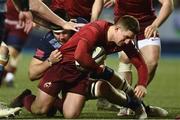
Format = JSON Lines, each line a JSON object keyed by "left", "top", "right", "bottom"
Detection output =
{"left": 118, "top": 51, "right": 132, "bottom": 85}
{"left": 63, "top": 92, "right": 86, "bottom": 119}
{"left": 3, "top": 31, "right": 27, "bottom": 87}
{"left": 90, "top": 80, "right": 147, "bottom": 119}
{"left": 138, "top": 37, "right": 161, "bottom": 85}
{"left": 4, "top": 46, "right": 20, "bottom": 87}
{"left": 10, "top": 88, "right": 58, "bottom": 115}
{"left": 30, "top": 89, "right": 56, "bottom": 114}
{"left": 0, "top": 13, "right": 9, "bottom": 84}
{"left": 0, "top": 43, "right": 9, "bottom": 84}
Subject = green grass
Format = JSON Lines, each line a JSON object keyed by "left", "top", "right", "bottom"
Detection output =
{"left": 0, "top": 53, "right": 180, "bottom": 119}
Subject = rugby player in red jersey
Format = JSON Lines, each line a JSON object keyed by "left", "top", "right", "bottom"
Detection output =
{"left": 10, "top": 15, "right": 149, "bottom": 119}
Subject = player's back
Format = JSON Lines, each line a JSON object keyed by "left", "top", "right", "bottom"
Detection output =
{"left": 60, "top": 20, "right": 108, "bottom": 63}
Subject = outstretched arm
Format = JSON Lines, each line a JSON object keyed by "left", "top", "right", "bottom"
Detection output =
{"left": 12, "top": 0, "right": 84, "bottom": 31}
{"left": 144, "top": 0, "right": 174, "bottom": 38}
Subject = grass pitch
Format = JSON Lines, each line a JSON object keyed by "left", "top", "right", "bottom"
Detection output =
{"left": 0, "top": 52, "right": 180, "bottom": 119}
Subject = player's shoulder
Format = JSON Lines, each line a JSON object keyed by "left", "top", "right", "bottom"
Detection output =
{"left": 40, "top": 31, "right": 55, "bottom": 42}
{"left": 88, "top": 20, "right": 110, "bottom": 31}
{"left": 93, "top": 20, "right": 109, "bottom": 25}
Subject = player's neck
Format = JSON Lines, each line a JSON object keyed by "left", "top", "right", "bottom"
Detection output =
{"left": 107, "top": 26, "right": 115, "bottom": 42}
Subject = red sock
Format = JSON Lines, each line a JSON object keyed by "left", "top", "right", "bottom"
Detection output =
{"left": 23, "top": 95, "right": 36, "bottom": 112}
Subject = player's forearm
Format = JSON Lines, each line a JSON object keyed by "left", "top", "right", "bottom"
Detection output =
{"left": 29, "top": 60, "right": 51, "bottom": 81}
{"left": 90, "top": 0, "right": 104, "bottom": 22}
{"left": 29, "top": 0, "right": 66, "bottom": 28}
{"left": 130, "top": 55, "right": 148, "bottom": 87}
{"left": 152, "top": 0, "right": 173, "bottom": 28}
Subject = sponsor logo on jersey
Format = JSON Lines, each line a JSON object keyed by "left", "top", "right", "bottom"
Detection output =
{"left": 49, "top": 38, "right": 62, "bottom": 49}
{"left": 35, "top": 49, "right": 45, "bottom": 59}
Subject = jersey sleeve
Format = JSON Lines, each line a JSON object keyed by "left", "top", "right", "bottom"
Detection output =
{"left": 74, "top": 26, "right": 104, "bottom": 73}
{"left": 123, "top": 42, "right": 148, "bottom": 87}
{"left": 33, "top": 35, "right": 54, "bottom": 61}
{"left": 33, "top": 40, "right": 51, "bottom": 61}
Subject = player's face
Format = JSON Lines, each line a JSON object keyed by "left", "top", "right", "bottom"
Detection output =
{"left": 115, "top": 28, "right": 135, "bottom": 46}
{"left": 54, "top": 30, "right": 72, "bottom": 43}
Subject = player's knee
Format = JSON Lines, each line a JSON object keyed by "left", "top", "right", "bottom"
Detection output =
{"left": 31, "top": 103, "right": 50, "bottom": 115}
{"left": 146, "top": 59, "right": 158, "bottom": 70}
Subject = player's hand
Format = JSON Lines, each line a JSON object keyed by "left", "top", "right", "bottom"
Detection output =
{"left": 134, "top": 85, "right": 147, "bottom": 98}
{"left": 18, "top": 11, "right": 34, "bottom": 33}
{"left": 63, "top": 21, "right": 85, "bottom": 32}
{"left": 144, "top": 24, "right": 158, "bottom": 39}
{"left": 104, "top": 0, "right": 115, "bottom": 8}
{"left": 48, "top": 49, "right": 62, "bottom": 64}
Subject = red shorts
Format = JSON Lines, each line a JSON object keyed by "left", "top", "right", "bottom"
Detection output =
{"left": 38, "top": 62, "right": 93, "bottom": 97}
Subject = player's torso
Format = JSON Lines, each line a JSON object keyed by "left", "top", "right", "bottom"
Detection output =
{"left": 35, "top": 31, "right": 62, "bottom": 61}
{"left": 51, "top": 0, "right": 94, "bottom": 21}
{"left": 114, "top": 0, "right": 156, "bottom": 39}
{"left": 114, "top": 0, "right": 156, "bottom": 20}
{"left": 60, "top": 20, "right": 109, "bottom": 62}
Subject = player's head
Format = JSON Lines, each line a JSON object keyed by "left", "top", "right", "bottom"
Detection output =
{"left": 52, "top": 9, "right": 75, "bottom": 43}
{"left": 53, "top": 30, "right": 75, "bottom": 44}
{"left": 113, "top": 15, "right": 140, "bottom": 46}
{"left": 115, "top": 15, "right": 140, "bottom": 34}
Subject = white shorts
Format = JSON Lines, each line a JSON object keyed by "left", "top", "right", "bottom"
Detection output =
{"left": 137, "top": 37, "right": 161, "bottom": 49}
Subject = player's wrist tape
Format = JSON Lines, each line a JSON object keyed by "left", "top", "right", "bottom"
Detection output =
{"left": 90, "top": 66, "right": 114, "bottom": 80}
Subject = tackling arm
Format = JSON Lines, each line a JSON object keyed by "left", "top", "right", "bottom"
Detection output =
{"left": 28, "top": 58, "right": 50, "bottom": 81}
{"left": 29, "top": 49, "right": 62, "bottom": 81}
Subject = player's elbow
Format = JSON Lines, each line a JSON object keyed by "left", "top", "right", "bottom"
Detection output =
{"left": 28, "top": 70, "right": 39, "bottom": 81}
{"left": 164, "top": 0, "right": 174, "bottom": 13}
{"left": 28, "top": 72, "right": 36, "bottom": 81}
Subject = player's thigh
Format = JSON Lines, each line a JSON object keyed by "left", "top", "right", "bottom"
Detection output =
{"left": 31, "top": 89, "right": 56, "bottom": 112}
{"left": 63, "top": 92, "right": 86, "bottom": 118}
{"left": 7, "top": 46, "right": 20, "bottom": 58}
{"left": 138, "top": 37, "right": 161, "bottom": 64}
{"left": 140, "top": 45, "right": 160, "bottom": 64}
